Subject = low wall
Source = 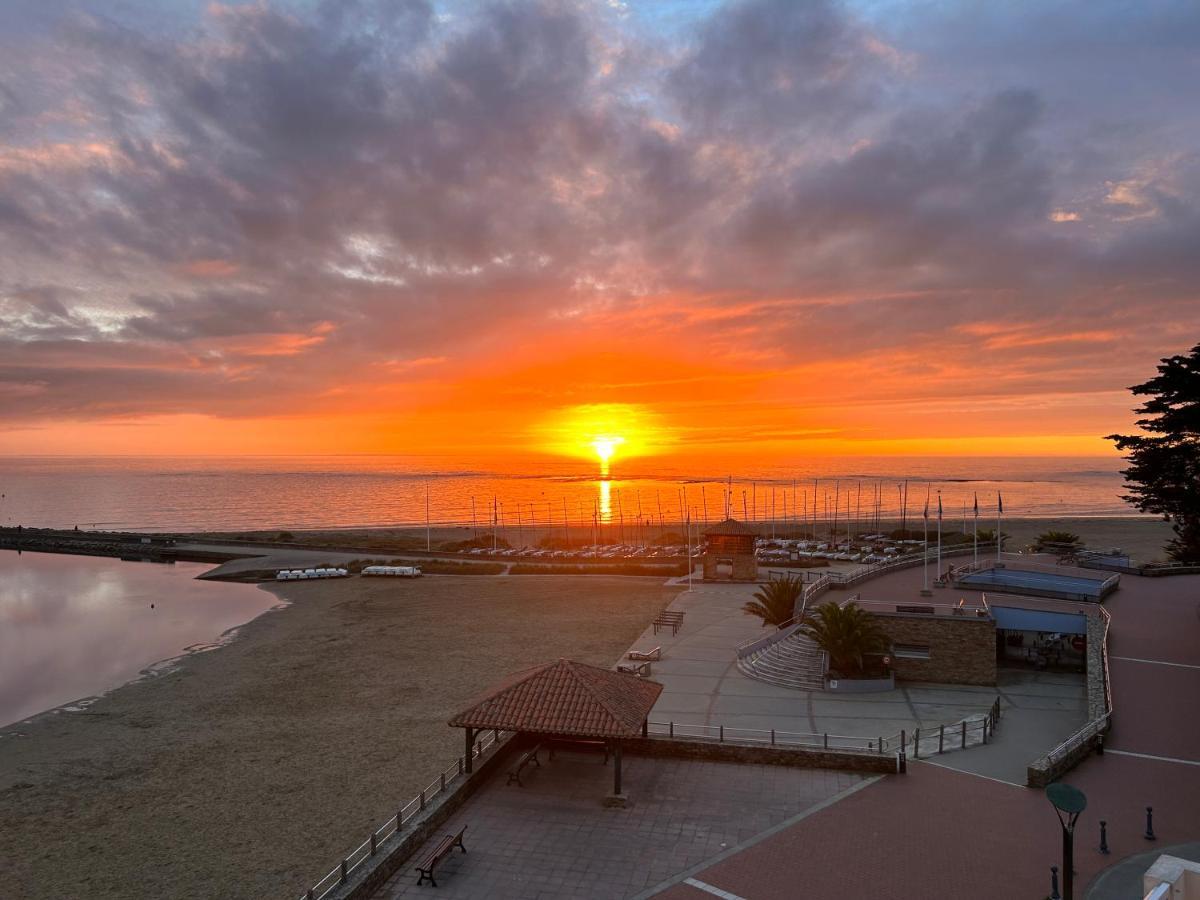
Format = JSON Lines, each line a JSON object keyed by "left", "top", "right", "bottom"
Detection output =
{"left": 621, "top": 736, "right": 898, "bottom": 774}
{"left": 1026, "top": 611, "right": 1111, "bottom": 787}
{"left": 326, "top": 734, "right": 524, "bottom": 900}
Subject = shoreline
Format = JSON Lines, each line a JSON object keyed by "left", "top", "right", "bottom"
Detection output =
{"left": 0, "top": 573, "right": 677, "bottom": 900}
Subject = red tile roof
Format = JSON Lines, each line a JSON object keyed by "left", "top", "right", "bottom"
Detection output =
{"left": 447, "top": 658, "right": 663, "bottom": 738}
{"left": 704, "top": 517, "right": 760, "bottom": 536}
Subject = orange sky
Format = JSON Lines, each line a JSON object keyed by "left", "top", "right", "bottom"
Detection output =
{"left": 2, "top": 0, "right": 1197, "bottom": 462}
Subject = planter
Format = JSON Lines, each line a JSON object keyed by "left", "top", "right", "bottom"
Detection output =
{"left": 825, "top": 673, "right": 895, "bottom": 693}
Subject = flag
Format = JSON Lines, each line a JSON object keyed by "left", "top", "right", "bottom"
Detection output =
{"left": 973, "top": 492, "right": 978, "bottom": 516}
{"left": 937, "top": 492, "right": 943, "bottom": 520}
{"left": 997, "top": 491, "right": 1003, "bottom": 515}
{"left": 923, "top": 496, "right": 929, "bottom": 520}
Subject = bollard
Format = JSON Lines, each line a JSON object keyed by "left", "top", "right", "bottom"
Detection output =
{"left": 397, "top": 808, "right": 403, "bottom": 830}
{"left": 901, "top": 728, "right": 906, "bottom": 754}
{"left": 720, "top": 725, "right": 724, "bottom": 742}
{"left": 898, "top": 749, "right": 906, "bottom": 774}
{"left": 1099, "top": 820, "right": 1109, "bottom": 855}
{"left": 370, "top": 832, "right": 377, "bottom": 855}
{"left": 914, "top": 727, "right": 920, "bottom": 759}
{"left": 340, "top": 859, "right": 348, "bottom": 884}
{"left": 670, "top": 721, "right": 674, "bottom": 738}
{"left": 878, "top": 736, "right": 883, "bottom": 754}
{"left": 1097, "top": 734, "right": 1104, "bottom": 756}
{"left": 824, "top": 733, "right": 829, "bottom": 750}
{"left": 771, "top": 728, "right": 775, "bottom": 745}
{"left": 1145, "top": 806, "right": 1156, "bottom": 841}
{"left": 961, "top": 720, "right": 967, "bottom": 749}
{"left": 458, "top": 758, "right": 464, "bottom": 775}
{"left": 939, "top": 724, "right": 945, "bottom": 754}
{"left": 1050, "top": 865, "right": 1061, "bottom": 900}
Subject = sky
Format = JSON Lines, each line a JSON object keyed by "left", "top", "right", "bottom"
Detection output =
{"left": 1, "top": 0, "right": 1198, "bottom": 462}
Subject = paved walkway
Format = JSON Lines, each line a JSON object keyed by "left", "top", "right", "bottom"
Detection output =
{"left": 621, "top": 577, "right": 1085, "bottom": 775}
{"left": 649, "top": 565, "right": 1200, "bottom": 899}
{"left": 375, "top": 751, "right": 868, "bottom": 899}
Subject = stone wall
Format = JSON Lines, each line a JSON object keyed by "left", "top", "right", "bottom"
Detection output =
{"left": 702, "top": 553, "right": 758, "bottom": 582}
{"left": 621, "top": 736, "right": 898, "bottom": 774}
{"left": 874, "top": 615, "right": 996, "bottom": 686}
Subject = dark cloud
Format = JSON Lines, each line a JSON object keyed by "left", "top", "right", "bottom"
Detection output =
{"left": 0, "top": 0, "right": 1198, "bottom": 426}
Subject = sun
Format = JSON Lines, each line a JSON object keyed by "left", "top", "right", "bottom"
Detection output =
{"left": 591, "top": 435, "right": 624, "bottom": 464}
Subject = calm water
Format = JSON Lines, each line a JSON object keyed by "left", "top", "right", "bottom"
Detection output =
{"left": 0, "top": 550, "right": 280, "bottom": 728}
{"left": 0, "top": 454, "right": 1135, "bottom": 533}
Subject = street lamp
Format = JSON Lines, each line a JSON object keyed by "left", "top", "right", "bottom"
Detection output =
{"left": 1046, "top": 782, "right": 1088, "bottom": 900}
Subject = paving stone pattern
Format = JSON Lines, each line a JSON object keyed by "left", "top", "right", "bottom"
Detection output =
{"left": 378, "top": 751, "right": 862, "bottom": 899}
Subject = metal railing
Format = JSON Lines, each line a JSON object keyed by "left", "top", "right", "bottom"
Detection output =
{"left": 1045, "top": 606, "right": 1112, "bottom": 767}
{"left": 647, "top": 720, "right": 898, "bottom": 753}
{"left": 297, "top": 729, "right": 510, "bottom": 900}
{"left": 902, "top": 697, "right": 1003, "bottom": 759}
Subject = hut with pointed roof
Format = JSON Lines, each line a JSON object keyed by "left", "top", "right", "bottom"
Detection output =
{"left": 448, "top": 658, "right": 662, "bottom": 797}
{"left": 703, "top": 517, "right": 759, "bottom": 581}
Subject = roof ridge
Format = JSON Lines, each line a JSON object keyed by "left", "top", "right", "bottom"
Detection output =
{"left": 561, "top": 659, "right": 633, "bottom": 730}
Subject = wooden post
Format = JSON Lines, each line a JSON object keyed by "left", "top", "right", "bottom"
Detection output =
{"left": 613, "top": 742, "right": 623, "bottom": 795}
{"left": 464, "top": 727, "right": 474, "bottom": 774}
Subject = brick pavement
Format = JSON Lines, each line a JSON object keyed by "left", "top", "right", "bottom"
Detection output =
{"left": 377, "top": 750, "right": 865, "bottom": 899}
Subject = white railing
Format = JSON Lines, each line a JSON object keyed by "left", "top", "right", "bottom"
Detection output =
{"left": 298, "top": 729, "right": 510, "bottom": 900}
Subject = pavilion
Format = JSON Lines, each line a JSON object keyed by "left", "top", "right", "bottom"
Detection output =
{"left": 448, "top": 658, "right": 663, "bottom": 798}
{"left": 703, "top": 517, "right": 759, "bottom": 581}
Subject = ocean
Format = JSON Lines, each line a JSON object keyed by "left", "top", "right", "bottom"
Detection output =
{"left": 0, "top": 455, "right": 1138, "bottom": 533}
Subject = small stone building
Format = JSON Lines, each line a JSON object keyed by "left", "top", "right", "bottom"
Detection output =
{"left": 871, "top": 605, "right": 996, "bottom": 686}
{"left": 703, "top": 518, "right": 759, "bottom": 582}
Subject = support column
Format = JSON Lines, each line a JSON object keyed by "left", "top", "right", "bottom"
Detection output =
{"left": 464, "top": 727, "right": 474, "bottom": 774}
{"left": 613, "top": 742, "right": 622, "bottom": 795}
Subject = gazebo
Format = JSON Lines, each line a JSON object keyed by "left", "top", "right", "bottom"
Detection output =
{"left": 703, "top": 517, "right": 759, "bottom": 581}
{"left": 448, "top": 658, "right": 663, "bottom": 797}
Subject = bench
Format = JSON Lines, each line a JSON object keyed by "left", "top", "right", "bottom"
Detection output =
{"left": 652, "top": 611, "right": 685, "bottom": 636}
{"left": 548, "top": 738, "right": 609, "bottom": 764}
{"left": 617, "top": 661, "right": 651, "bottom": 677}
{"left": 627, "top": 646, "right": 661, "bottom": 661}
{"left": 414, "top": 825, "right": 467, "bottom": 887}
{"left": 506, "top": 743, "right": 541, "bottom": 786}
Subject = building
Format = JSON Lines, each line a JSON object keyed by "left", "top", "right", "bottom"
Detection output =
{"left": 703, "top": 518, "right": 759, "bottom": 582}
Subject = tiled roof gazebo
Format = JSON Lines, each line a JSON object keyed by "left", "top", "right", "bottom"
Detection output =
{"left": 448, "top": 658, "right": 663, "bottom": 797}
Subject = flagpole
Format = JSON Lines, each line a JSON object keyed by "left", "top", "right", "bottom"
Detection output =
{"left": 973, "top": 492, "right": 979, "bottom": 567}
{"left": 922, "top": 494, "right": 929, "bottom": 592}
{"left": 936, "top": 489, "right": 943, "bottom": 580}
{"left": 996, "top": 492, "right": 1003, "bottom": 562}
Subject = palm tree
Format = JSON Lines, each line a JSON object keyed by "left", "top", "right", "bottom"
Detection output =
{"left": 800, "top": 600, "right": 890, "bottom": 677}
{"left": 1035, "top": 530, "right": 1081, "bottom": 550}
{"left": 741, "top": 575, "right": 804, "bottom": 628}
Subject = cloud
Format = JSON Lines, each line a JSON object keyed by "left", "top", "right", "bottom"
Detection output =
{"left": 0, "top": 0, "right": 1198, "bottom": 449}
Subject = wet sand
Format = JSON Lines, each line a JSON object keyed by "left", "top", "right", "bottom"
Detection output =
{"left": 0, "top": 575, "right": 677, "bottom": 900}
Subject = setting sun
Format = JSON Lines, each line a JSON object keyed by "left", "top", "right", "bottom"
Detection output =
{"left": 591, "top": 436, "right": 624, "bottom": 463}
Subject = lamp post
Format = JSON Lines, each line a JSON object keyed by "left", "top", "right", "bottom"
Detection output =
{"left": 1046, "top": 782, "right": 1087, "bottom": 900}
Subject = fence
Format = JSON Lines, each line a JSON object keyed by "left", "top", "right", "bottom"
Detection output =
{"left": 901, "top": 697, "right": 1002, "bottom": 760}
{"left": 298, "top": 729, "right": 510, "bottom": 900}
{"left": 647, "top": 720, "right": 899, "bottom": 754}
{"left": 1043, "top": 606, "right": 1112, "bottom": 771}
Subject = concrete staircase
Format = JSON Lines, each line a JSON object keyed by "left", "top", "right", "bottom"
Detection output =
{"left": 736, "top": 631, "right": 827, "bottom": 690}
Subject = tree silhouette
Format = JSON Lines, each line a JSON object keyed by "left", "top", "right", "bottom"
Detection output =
{"left": 1108, "top": 343, "right": 1200, "bottom": 562}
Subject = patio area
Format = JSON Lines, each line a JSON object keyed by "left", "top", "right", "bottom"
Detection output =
{"left": 375, "top": 749, "right": 871, "bottom": 899}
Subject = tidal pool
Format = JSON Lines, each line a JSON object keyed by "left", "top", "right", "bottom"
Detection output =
{"left": 0, "top": 550, "right": 279, "bottom": 728}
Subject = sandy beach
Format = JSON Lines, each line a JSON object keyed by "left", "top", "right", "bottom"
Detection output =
{"left": 0, "top": 574, "right": 677, "bottom": 900}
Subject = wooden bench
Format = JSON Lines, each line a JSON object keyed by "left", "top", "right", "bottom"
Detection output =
{"left": 627, "top": 646, "right": 661, "bottom": 661}
{"left": 548, "top": 738, "right": 609, "bottom": 764}
{"left": 414, "top": 825, "right": 467, "bottom": 887}
{"left": 652, "top": 611, "right": 685, "bottom": 636}
{"left": 506, "top": 743, "right": 541, "bottom": 786}
{"left": 617, "top": 661, "right": 651, "bottom": 677}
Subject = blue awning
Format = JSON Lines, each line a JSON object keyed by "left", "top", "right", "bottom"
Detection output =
{"left": 991, "top": 606, "right": 1087, "bottom": 635}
